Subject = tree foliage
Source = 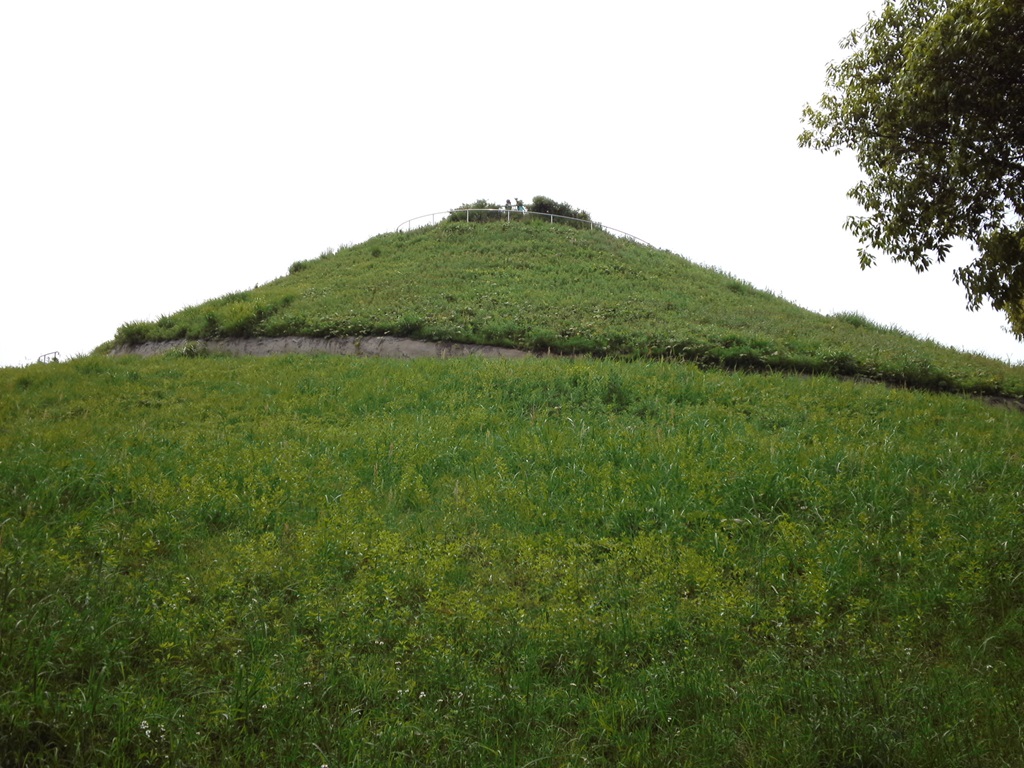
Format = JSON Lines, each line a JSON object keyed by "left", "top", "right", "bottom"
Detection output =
{"left": 799, "top": 0, "right": 1024, "bottom": 336}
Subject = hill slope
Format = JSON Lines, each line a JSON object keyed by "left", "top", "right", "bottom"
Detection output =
{"left": 3, "top": 354, "right": 1024, "bottom": 766}
{"left": 108, "top": 217, "right": 1024, "bottom": 397}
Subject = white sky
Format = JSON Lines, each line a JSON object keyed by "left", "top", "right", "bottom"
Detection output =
{"left": 2, "top": 1, "right": 1022, "bottom": 368}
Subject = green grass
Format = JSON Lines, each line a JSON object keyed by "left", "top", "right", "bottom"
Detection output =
{"left": 3, "top": 353, "right": 1023, "bottom": 766}
{"left": 105, "top": 218, "right": 1024, "bottom": 398}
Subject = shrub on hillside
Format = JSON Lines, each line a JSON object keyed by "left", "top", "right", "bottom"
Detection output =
{"left": 445, "top": 199, "right": 506, "bottom": 223}
{"left": 528, "top": 195, "right": 592, "bottom": 225}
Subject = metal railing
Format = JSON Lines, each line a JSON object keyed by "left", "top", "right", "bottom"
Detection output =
{"left": 396, "top": 209, "right": 651, "bottom": 246}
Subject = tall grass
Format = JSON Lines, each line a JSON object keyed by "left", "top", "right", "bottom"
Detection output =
{"left": 2, "top": 353, "right": 1023, "bottom": 766}
{"left": 105, "top": 218, "right": 1024, "bottom": 398}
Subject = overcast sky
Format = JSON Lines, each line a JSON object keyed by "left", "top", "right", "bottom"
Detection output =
{"left": 3, "top": 0, "right": 1022, "bottom": 368}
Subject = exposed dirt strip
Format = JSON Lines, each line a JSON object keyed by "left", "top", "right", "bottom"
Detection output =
{"left": 108, "top": 336, "right": 530, "bottom": 360}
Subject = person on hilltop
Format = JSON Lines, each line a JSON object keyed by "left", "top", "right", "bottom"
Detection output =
{"left": 505, "top": 199, "right": 513, "bottom": 213}
{"left": 515, "top": 198, "right": 526, "bottom": 214}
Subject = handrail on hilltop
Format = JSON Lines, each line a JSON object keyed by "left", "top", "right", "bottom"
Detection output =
{"left": 396, "top": 209, "right": 651, "bottom": 247}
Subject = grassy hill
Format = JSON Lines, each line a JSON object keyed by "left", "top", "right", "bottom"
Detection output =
{"left": 108, "top": 217, "right": 1024, "bottom": 398}
{"left": 3, "top": 216, "right": 1024, "bottom": 766}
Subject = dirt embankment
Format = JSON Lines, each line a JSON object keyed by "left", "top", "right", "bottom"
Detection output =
{"left": 108, "top": 336, "right": 531, "bottom": 360}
